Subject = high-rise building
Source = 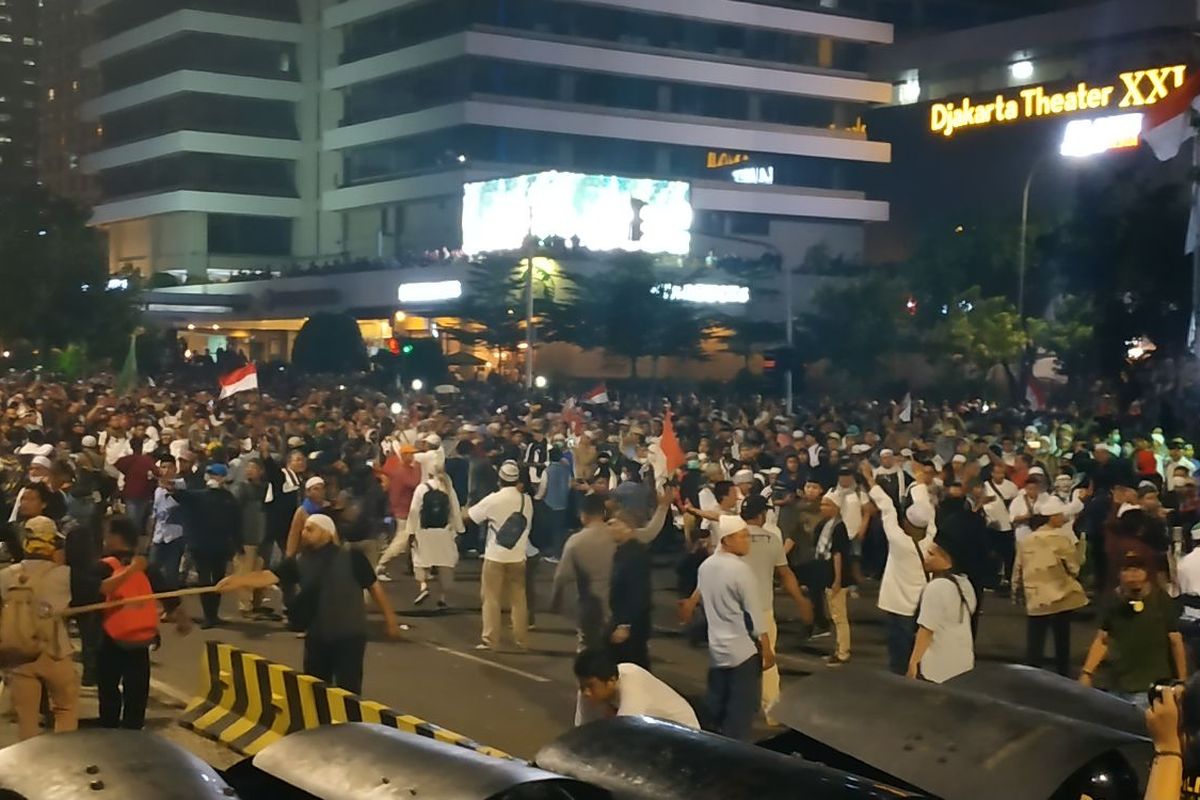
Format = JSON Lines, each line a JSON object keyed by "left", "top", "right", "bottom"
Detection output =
{"left": 82, "top": 0, "right": 895, "bottom": 368}
{"left": 0, "top": 0, "right": 39, "bottom": 194}
{"left": 39, "top": 0, "right": 100, "bottom": 205}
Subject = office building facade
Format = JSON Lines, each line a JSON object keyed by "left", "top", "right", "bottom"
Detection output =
{"left": 39, "top": 0, "right": 101, "bottom": 205}
{"left": 0, "top": 0, "right": 39, "bottom": 195}
{"left": 82, "top": 0, "right": 893, "bottom": 276}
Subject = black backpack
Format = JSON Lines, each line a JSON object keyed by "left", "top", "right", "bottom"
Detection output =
{"left": 420, "top": 484, "right": 452, "bottom": 530}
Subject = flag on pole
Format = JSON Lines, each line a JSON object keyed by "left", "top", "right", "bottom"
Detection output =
{"left": 1025, "top": 378, "right": 1047, "bottom": 411}
{"left": 581, "top": 382, "right": 609, "bottom": 405}
{"left": 1142, "top": 71, "right": 1200, "bottom": 161}
{"left": 898, "top": 392, "right": 912, "bottom": 423}
{"left": 660, "top": 410, "right": 686, "bottom": 474}
{"left": 115, "top": 333, "right": 138, "bottom": 396}
{"left": 218, "top": 363, "right": 259, "bottom": 400}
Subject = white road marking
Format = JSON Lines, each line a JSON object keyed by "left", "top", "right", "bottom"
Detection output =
{"left": 427, "top": 644, "right": 552, "bottom": 683}
{"left": 150, "top": 676, "right": 194, "bottom": 707}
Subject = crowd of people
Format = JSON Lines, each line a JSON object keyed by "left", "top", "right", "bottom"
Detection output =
{"left": 0, "top": 372, "right": 1196, "bottom": 770}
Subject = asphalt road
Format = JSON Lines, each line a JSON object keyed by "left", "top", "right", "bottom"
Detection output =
{"left": 140, "top": 553, "right": 1104, "bottom": 761}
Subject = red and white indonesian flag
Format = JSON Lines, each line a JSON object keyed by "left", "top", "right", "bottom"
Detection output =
{"left": 581, "top": 383, "right": 609, "bottom": 405}
{"left": 1142, "top": 71, "right": 1200, "bottom": 161}
{"left": 218, "top": 363, "right": 259, "bottom": 400}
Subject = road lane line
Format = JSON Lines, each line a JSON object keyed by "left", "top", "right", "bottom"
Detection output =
{"left": 150, "top": 676, "right": 195, "bottom": 707}
{"left": 426, "top": 644, "right": 553, "bottom": 683}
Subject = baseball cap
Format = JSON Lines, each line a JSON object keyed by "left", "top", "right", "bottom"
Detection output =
{"left": 23, "top": 515, "right": 61, "bottom": 557}
{"left": 740, "top": 494, "right": 769, "bottom": 521}
{"left": 205, "top": 463, "right": 228, "bottom": 477}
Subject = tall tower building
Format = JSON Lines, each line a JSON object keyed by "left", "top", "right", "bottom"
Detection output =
{"left": 0, "top": 0, "right": 39, "bottom": 194}
{"left": 39, "top": 0, "right": 100, "bottom": 205}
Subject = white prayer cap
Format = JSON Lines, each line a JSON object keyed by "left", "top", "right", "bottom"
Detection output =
{"left": 717, "top": 514, "right": 747, "bottom": 540}
{"left": 306, "top": 514, "right": 336, "bottom": 536}
{"left": 905, "top": 502, "right": 933, "bottom": 528}
{"left": 305, "top": 476, "right": 325, "bottom": 490}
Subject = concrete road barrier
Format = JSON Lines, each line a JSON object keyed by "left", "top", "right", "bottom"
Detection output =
{"left": 180, "top": 640, "right": 510, "bottom": 759}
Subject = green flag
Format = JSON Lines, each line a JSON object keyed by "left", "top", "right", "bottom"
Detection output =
{"left": 116, "top": 332, "right": 139, "bottom": 396}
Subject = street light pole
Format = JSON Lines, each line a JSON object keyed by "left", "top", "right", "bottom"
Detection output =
{"left": 524, "top": 236, "right": 535, "bottom": 391}
{"left": 1017, "top": 161, "right": 1041, "bottom": 323}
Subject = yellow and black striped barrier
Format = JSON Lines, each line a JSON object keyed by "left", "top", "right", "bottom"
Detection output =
{"left": 180, "top": 640, "right": 510, "bottom": 758}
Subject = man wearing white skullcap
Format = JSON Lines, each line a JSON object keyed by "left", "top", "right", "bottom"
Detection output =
{"left": 217, "top": 511, "right": 402, "bottom": 694}
{"left": 694, "top": 514, "right": 775, "bottom": 741}
{"left": 857, "top": 461, "right": 938, "bottom": 675}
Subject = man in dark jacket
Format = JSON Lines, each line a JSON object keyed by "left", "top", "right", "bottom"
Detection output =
{"left": 608, "top": 508, "right": 653, "bottom": 669}
{"left": 174, "top": 463, "right": 241, "bottom": 628}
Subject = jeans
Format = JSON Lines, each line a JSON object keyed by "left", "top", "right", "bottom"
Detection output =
{"left": 149, "top": 537, "right": 186, "bottom": 592}
{"left": 304, "top": 635, "right": 367, "bottom": 695}
{"left": 191, "top": 551, "right": 229, "bottom": 623}
{"left": 885, "top": 612, "right": 917, "bottom": 675}
{"left": 1026, "top": 611, "right": 1073, "bottom": 676}
{"left": 97, "top": 635, "right": 151, "bottom": 729}
{"left": 988, "top": 529, "right": 1015, "bottom": 586}
{"left": 540, "top": 506, "right": 568, "bottom": 557}
{"left": 125, "top": 499, "right": 151, "bottom": 537}
{"left": 706, "top": 654, "right": 762, "bottom": 741}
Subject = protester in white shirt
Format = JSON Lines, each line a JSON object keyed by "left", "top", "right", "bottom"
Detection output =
{"left": 1008, "top": 476, "right": 1045, "bottom": 545}
{"left": 467, "top": 460, "right": 532, "bottom": 651}
{"left": 908, "top": 525, "right": 978, "bottom": 684}
{"left": 858, "top": 461, "right": 936, "bottom": 675}
{"left": 573, "top": 649, "right": 699, "bottom": 729}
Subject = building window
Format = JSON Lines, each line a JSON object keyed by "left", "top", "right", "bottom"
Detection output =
{"left": 0, "top": 136, "right": 12, "bottom": 144}
{"left": 22, "top": 36, "right": 35, "bottom": 46}
{"left": 46, "top": 88, "right": 54, "bottom": 101}
{"left": 0, "top": 34, "right": 12, "bottom": 43}
{"left": 730, "top": 213, "right": 770, "bottom": 236}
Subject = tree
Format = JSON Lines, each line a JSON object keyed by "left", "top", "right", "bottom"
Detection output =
{"left": 795, "top": 272, "right": 914, "bottom": 390}
{"left": 925, "top": 289, "right": 1027, "bottom": 395}
{"left": 716, "top": 317, "right": 783, "bottom": 368}
{"left": 569, "top": 253, "right": 706, "bottom": 377}
{"left": 292, "top": 313, "right": 368, "bottom": 373}
{"left": 446, "top": 251, "right": 576, "bottom": 356}
{"left": 1027, "top": 294, "right": 1097, "bottom": 383}
{"left": 0, "top": 186, "right": 140, "bottom": 363}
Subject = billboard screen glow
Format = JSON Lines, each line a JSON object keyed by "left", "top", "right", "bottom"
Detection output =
{"left": 462, "top": 171, "right": 692, "bottom": 256}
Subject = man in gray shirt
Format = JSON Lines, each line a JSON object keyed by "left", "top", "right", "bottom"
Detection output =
{"left": 697, "top": 514, "right": 775, "bottom": 741}
{"left": 550, "top": 491, "right": 669, "bottom": 650}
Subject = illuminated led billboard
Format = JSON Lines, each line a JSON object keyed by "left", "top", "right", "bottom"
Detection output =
{"left": 462, "top": 171, "right": 692, "bottom": 256}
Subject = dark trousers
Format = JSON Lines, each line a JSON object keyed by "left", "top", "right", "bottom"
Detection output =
{"left": 988, "top": 530, "right": 1015, "bottom": 586}
{"left": 796, "top": 562, "right": 827, "bottom": 629}
{"left": 885, "top": 612, "right": 917, "bottom": 675}
{"left": 191, "top": 552, "right": 228, "bottom": 623}
{"left": 304, "top": 635, "right": 367, "bottom": 695}
{"left": 149, "top": 538, "right": 186, "bottom": 592}
{"left": 97, "top": 635, "right": 151, "bottom": 729}
{"left": 76, "top": 612, "right": 103, "bottom": 682}
{"left": 1026, "top": 611, "right": 1073, "bottom": 676}
{"left": 706, "top": 654, "right": 761, "bottom": 741}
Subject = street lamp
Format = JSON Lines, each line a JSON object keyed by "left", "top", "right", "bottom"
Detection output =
{"left": 534, "top": 375, "right": 548, "bottom": 389}
{"left": 411, "top": 379, "right": 423, "bottom": 392}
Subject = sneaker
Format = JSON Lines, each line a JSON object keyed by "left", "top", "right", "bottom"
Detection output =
{"left": 474, "top": 642, "right": 491, "bottom": 651}
{"left": 810, "top": 629, "right": 832, "bottom": 639}
{"left": 376, "top": 572, "right": 393, "bottom": 583}
{"left": 825, "top": 655, "right": 851, "bottom": 667}
{"left": 200, "top": 619, "right": 222, "bottom": 630}
{"left": 413, "top": 589, "right": 430, "bottom": 606}
{"left": 542, "top": 556, "right": 560, "bottom": 565}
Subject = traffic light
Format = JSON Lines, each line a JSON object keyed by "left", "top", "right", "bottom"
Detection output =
{"left": 387, "top": 338, "right": 401, "bottom": 355}
{"left": 402, "top": 343, "right": 414, "bottom": 354}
